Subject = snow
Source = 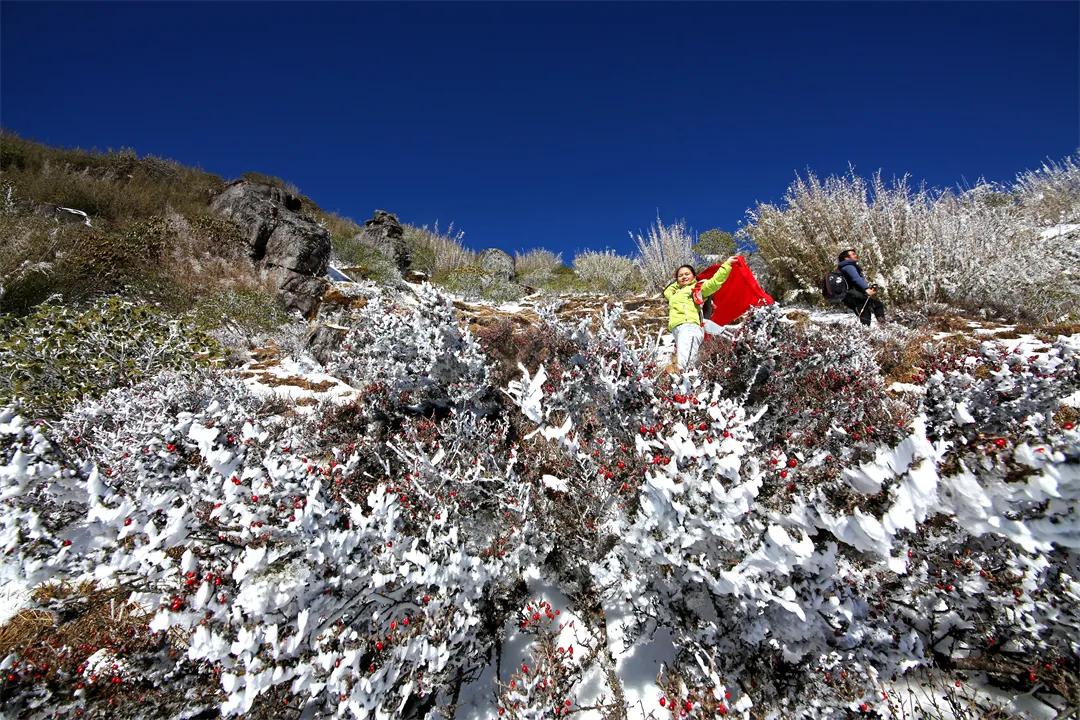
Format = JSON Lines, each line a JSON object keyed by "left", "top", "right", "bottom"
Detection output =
{"left": 1038, "top": 223, "right": 1080, "bottom": 240}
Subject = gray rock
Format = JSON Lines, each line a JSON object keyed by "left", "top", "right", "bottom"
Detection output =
{"left": 305, "top": 322, "right": 349, "bottom": 365}
{"left": 264, "top": 266, "right": 329, "bottom": 319}
{"left": 477, "top": 248, "right": 515, "bottom": 281}
{"left": 210, "top": 180, "right": 331, "bottom": 315}
{"left": 351, "top": 210, "right": 410, "bottom": 273}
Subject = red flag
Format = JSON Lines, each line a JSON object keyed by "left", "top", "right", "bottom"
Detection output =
{"left": 697, "top": 257, "right": 773, "bottom": 330}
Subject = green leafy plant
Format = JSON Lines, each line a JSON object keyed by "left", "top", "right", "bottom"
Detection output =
{"left": 0, "top": 295, "right": 221, "bottom": 417}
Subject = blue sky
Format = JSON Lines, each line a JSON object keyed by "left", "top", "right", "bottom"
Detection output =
{"left": 2, "top": 2, "right": 1077, "bottom": 258}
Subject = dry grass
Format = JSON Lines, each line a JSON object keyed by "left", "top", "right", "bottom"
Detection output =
{"left": 877, "top": 329, "right": 934, "bottom": 385}
{"left": 0, "top": 581, "right": 160, "bottom": 685}
{"left": 1054, "top": 406, "right": 1078, "bottom": 428}
{"left": 1, "top": 131, "right": 224, "bottom": 226}
{"left": 927, "top": 314, "right": 974, "bottom": 333}
{"left": 403, "top": 222, "right": 474, "bottom": 276}
{"left": 515, "top": 248, "right": 564, "bottom": 279}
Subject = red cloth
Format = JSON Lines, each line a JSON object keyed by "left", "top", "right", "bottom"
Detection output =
{"left": 697, "top": 257, "right": 774, "bottom": 328}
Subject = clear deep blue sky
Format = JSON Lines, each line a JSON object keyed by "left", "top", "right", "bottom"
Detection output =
{"left": 2, "top": 2, "right": 1077, "bottom": 257}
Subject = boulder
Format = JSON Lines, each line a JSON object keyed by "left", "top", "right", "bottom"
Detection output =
{"left": 305, "top": 322, "right": 350, "bottom": 366}
{"left": 477, "top": 248, "right": 515, "bottom": 281}
{"left": 210, "top": 180, "right": 331, "bottom": 315}
{"left": 265, "top": 267, "right": 329, "bottom": 320}
{"left": 351, "top": 210, "right": 410, "bottom": 273}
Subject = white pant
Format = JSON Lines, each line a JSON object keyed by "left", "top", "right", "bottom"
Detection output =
{"left": 673, "top": 323, "right": 704, "bottom": 370}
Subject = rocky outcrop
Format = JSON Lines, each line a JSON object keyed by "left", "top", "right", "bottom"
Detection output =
{"left": 477, "top": 248, "right": 515, "bottom": 281}
{"left": 210, "top": 180, "right": 331, "bottom": 316}
{"left": 350, "top": 210, "right": 410, "bottom": 274}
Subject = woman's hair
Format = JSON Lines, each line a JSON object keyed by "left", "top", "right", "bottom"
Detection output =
{"left": 676, "top": 264, "right": 696, "bottom": 278}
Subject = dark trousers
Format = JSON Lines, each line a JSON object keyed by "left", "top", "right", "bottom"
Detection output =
{"left": 842, "top": 289, "right": 886, "bottom": 326}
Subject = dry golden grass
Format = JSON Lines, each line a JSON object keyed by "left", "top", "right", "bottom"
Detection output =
{"left": 877, "top": 329, "right": 934, "bottom": 385}
{"left": 0, "top": 581, "right": 159, "bottom": 685}
{"left": 927, "top": 314, "right": 974, "bottom": 332}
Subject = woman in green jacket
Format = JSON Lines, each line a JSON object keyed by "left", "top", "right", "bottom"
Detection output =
{"left": 663, "top": 258, "right": 736, "bottom": 370}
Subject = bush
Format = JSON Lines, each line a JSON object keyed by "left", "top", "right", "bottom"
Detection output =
{"left": 1012, "top": 155, "right": 1080, "bottom": 225}
{"left": 432, "top": 264, "right": 526, "bottom": 302}
{"left": 0, "top": 295, "right": 220, "bottom": 417}
{"left": 330, "top": 235, "right": 401, "bottom": 284}
{"left": 699, "top": 305, "right": 914, "bottom": 479}
{"left": 189, "top": 286, "right": 295, "bottom": 356}
{"left": 403, "top": 222, "right": 474, "bottom": 276}
{"left": 632, "top": 215, "right": 695, "bottom": 291}
{"left": 571, "top": 250, "right": 642, "bottom": 294}
{"left": 745, "top": 159, "right": 1080, "bottom": 319}
{"left": 693, "top": 228, "right": 736, "bottom": 259}
{"left": 514, "top": 248, "right": 564, "bottom": 284}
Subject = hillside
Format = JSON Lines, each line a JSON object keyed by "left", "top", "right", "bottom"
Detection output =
{"left": 1, "top": 271, "right": 1078, "bottom": 719}
{"left": 0, "top": 134, "right": 1078, "bottom": 719}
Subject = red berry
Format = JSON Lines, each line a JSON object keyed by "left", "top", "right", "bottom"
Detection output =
{"left": 994, "top": 438, "right": 1006, "bottom": 448}
{"left": 779, "top": 470, "right": 788, "bottom": 479}
{"left": 859, "top": 703, "right": 868, "bottom": 712}
{"left": 787, "top": 458, "right": 797, "bottom": 468}
{"left": 375, "top": 642, "right": 383, "bottom": 651}
{"left": 659, "top": 697, "right": 667, "bottom": 707}
{"left": 62, "top": 539, "right": 72, "bottom": 547}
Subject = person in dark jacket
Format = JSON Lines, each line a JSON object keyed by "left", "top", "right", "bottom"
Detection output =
{"left": 837, "top": 249, "right": 885, "bottom": 326}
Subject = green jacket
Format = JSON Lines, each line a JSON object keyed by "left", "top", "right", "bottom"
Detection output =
{"left": 663, "top": 262, "right": 733, "bottom": 331}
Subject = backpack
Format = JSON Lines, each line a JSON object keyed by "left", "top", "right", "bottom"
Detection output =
{"left": 822, "top": 270, "right": 849, "bottom": 303}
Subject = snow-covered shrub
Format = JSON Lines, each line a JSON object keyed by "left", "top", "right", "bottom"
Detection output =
{"left": 0, "top": 295, "right": 219, "bottom": 417}
{"left": 433, "top": 264, "right": 527, "bottom": 302}
{"left": 745, "top": 161, "right": 1080, "bottom": 319}
{"left": 474, "top": 315, "right": 579, "bottom": 390}
{"left": 0, "top": 363, "right": 534, "bottom": 718}
{"left": 504, "top": 305, "right": 1080, "bottom": 716}
{"left": 514, "top": 249, "right": 564, "bottom": 283}
{"left": 571, "top": 250, "right": 641, "bottom": 294}
{"left": 632, "top": 215, "right": 695, "bottom": 291}
{"left": 323, "top": 289, "right": 496, "bottom": 419}
{"left": 700, "top": 306, "right": 913, "bottom": 471}
{"left": 1012, "top": 154, "right": 1080, "bottom": 225}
